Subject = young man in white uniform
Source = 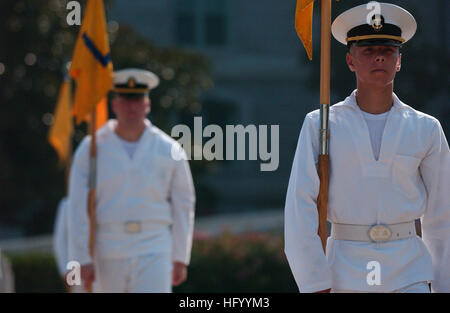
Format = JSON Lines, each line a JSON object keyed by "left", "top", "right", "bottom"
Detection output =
{"left": 284, "top": 3, "right": 450, "bottom": 293}
{"left": 68, "top": 68, "right": 196, "bottom": 292}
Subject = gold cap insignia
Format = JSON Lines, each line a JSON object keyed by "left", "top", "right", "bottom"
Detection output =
{"left": 371, "top": 14, "right": 384, "bottom": 31}
{"left": 127, "top": 77, "right": 136, "bottom": 88}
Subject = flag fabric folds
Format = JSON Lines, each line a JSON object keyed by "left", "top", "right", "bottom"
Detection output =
{"left": 82, "top": 97, "right": 109, "bottom": 130}
{"left": 48, "top": 80, "right": 74, "bottom": 165}
{"left": 69, "top": 0, "right": 113, "bottom": 124}
{"left": 295, "top": 0, "right": 314, "bottom": 60}
{"left": 95, "top": 97, "right": 109, "bottom": 130}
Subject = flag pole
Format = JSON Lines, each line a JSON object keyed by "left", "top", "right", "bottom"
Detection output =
{"left": 64, "top": 74, "right": 73, "bottom": 195}
{"left": 68, "top": 0, "right": 112, "bottom": 292}
{"left": 86, "top": 108, "right": 97, "bottom": 293}
{"left": 65, "top": 135, "right": 73, "bottom": 195}
{"left": 317, "top": 0, "right": 332, "bottom": 253}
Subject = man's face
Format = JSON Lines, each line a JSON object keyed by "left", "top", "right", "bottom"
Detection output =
{"left": 346, "top": 45, "right": 402, "bottom": 88}
{"left": 111, "top": 94, "right": 150, "bottom": 126}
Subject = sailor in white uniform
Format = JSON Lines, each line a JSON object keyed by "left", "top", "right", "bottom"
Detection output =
{"left": 53, "top": 197, "right": 86, "bottom": 292}
{"left": 53, "top": 197, "right": 68, "bottom": 282}
{"left": 67, "top": 68, "right": 196, "bottom": 292}
{"left": 284, "top": 3, "right": 450, "bottom": 293}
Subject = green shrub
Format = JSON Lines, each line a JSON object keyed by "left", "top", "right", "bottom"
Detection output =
{"left": 174, "top": 231, "right": 297, "bottom": 293}
{"left": 7, "top": 253, "right": 66, "bottom": 293}
{"left": 7, "top": 231, "right": 297, "bottom": 293}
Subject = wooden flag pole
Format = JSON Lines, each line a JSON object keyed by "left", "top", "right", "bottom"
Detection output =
{"left": 65, "top": 75, "right": 73, "bottom": 195}
{"left": 64, "top": 78, "right": 73, "bottom": 195}
{"left": 86, "top": 108, "right": 97, "bottom": 293}
{"left": 65, "top": 138, "right": 73, "bottom": 195}
{"left": 317, "top": 0, "right": 332, "bottom": 253}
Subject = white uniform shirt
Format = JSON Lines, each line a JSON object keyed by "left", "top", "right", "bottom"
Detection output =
{"left": 284, "top": 90, "right": 450, "bottom": 293}
{"left": 68, "top": 119, "right": 196, "bottom": 266}
{"left": 53, "top": 197, "right": 69, "bottom": 276}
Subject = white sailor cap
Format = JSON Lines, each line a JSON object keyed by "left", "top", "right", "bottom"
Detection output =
{"left": 113, "top": 68, "right": 160, "bottom": 96}
{"left": 332, "top": 2, "right": 417, "bottom": 48}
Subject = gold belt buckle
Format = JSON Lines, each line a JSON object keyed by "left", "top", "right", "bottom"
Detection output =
{"left": 368, "top": 224, "right": 392, "bottom": 243}
{"left": 125, "top": 221, "right": 142, "bottom": 234}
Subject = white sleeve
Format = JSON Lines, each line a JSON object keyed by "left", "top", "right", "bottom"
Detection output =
{"left": 420, "top": 120, "right": 450, "bottom": 293}
{"left": 169, "top": 146, "right": 196, "bottom": 265}
{"left": 53, "top": 198, "right": 69, "bottom": 276}
{"left": 284, "top": 114, "right": 333, "bottom": 293}
{"left": 67, "top": 138, "right": 93, "bottom": 266}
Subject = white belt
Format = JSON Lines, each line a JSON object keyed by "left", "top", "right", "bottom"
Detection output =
{"left": 97, "top": 221, "right": 168, "bottom": 234}
{"left": 331, "top": 221, "right": 416, "bottom": 243}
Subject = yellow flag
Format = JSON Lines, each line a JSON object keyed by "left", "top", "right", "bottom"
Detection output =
{"left": 295, "top": 0, "right": 314, "bottom": 60}
{"left": 70, "top": 0, "right": 113, "bottom": 124}
{"left": 95, "top": 97, "right": 109, "bottom": 130}
{"left": 83, "top": 97, "right": 109, "bottom": 130}
{"left": 48, "top": 80, "right": 74, "bottom": 164}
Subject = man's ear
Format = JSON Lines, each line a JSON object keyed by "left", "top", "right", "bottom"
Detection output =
{"left": 346, "top": 52, "right": 356, "bottom": 72}
{"left": 145, "top": 97, "right": 151, "bottom": 114}
{"left": 396, "top": 53, "right": 402, "bottom": 72}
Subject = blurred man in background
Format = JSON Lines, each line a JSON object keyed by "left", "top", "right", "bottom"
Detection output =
{"left": 67, "top": 68, "right": 196, "bottom": 292}
{"left": 53, "top": 197, "right": 86, "bottom": 292}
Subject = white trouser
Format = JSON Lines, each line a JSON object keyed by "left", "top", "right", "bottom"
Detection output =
{"left": 331, "top": 281, "right": 430, "bottom": 293}
{"left": 93, "top": 253, "right": 172, "bottom": 293}
{"left": 69, "top": 285, "right": 87, "bottom": 293}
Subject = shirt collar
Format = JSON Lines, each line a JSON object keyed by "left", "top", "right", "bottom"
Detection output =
{"left": 106, "top": 118, "right": 152, "bottom": 129}
{"left": 342, "top": 89, "right": 405, "bottom": 112}
{"left": 144, "top": 118, "right": 152, "bottom": 129}
{"left": 106, "top": 118, "right": 153, "bottom": 137}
